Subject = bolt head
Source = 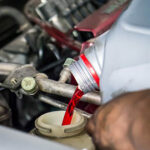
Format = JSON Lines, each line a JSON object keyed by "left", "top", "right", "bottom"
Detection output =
{"left": 21, "top": 77, "right": 36, "bottom": 92}
{"left": 63, "top": 58, "right": 75, "bottom": 68}
{"left": 11, "top": 78, "right": 18, "bottom": 86}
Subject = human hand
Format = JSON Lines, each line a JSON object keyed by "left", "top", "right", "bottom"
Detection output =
{"left": 86, "top": 90, "right": 150, "bottom": 150}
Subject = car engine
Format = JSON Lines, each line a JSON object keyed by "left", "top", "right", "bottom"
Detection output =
{"left": 0, "top": 0, "right": 143, "bottom": 149}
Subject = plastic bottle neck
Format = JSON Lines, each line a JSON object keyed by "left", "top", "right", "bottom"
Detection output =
{"left": 69, "top": 54, "right": 99, "bottom": 93}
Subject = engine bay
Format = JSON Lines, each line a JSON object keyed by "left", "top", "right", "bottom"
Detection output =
{"left": 0, "top": 0, "right": 134, "bottom": 149}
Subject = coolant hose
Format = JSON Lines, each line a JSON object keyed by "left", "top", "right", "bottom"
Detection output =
{"left": 0, "top": 7, "right": 31, "bottom": 30}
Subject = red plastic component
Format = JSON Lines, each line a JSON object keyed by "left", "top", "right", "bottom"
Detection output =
{"left": 43, "top": 24, "right": 81, "bottom": 52}
{"left": 62, "top": 87, "right": 84, "bottom": 126}
{"left": 80, "top": 41, "right": 94, "bottom": 53}
{"left": 80, "top": 54, "right": 100, "bottom": 87}
{"left": 75, "top": 0, "right": 131, "bottom": 37}
{"left": 28, "top": 16, "right": 81, "bottom": 52}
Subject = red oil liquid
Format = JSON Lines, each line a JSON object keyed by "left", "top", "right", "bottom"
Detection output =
{"left": 62, "top": 87, "right": 84, "bottom": 126}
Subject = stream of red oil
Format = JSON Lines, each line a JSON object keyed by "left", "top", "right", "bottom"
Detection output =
{"left": 62, "top": 87, "right": 84, "bottom": 126}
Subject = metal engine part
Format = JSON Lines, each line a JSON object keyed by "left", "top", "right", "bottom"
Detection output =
{"left": 0, "top": 0, "right": 125, "bottom": 143}
{"left": 36, "top": 75, "right": 101, "bottom": 105}
{"left": 0, "top": 0, "right": 149, "bottom": 149}
{"left": 35, "top": 0, "right": 98, "bottom": 32}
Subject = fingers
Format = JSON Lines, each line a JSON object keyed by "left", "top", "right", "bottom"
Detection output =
{"left": 86, "top": 106, "right": 104, "bottom": 137}
{"left": 86, "top": 117, "right": 95, "bottom": 136}
{"left": 86, "top": 91, "right": 150, "bottom": 150}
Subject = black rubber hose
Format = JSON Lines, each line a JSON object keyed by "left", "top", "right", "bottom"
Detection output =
{"left": 0, "top": 6, "right": 31, "bottom": 30}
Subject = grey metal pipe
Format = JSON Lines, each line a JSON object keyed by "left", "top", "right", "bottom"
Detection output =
{"left": 0, "top": 63, "right": 20, "bottom": 76}
{"left": 39, "top": 95, "right": 92, "bottom": 118}
{"left": 0, "top": 63, "right": 20, "bottom": 71}
{"left": 58, "top": 67, "right": 71, "bottom": 83}
{"left": 36, "top": 77, "right": 101, "bottom": 105}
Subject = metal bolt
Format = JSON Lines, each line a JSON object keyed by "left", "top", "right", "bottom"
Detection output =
{"left": 63, "top": 58, "right": 75, "bottom": 68}
{"left": 21, "top": 77, "right": 37, "bottom": 94}
{"left": 72, "top": 30, "right": 78, "bottom": 38}
{"left": 50, "top": 37, "right": 56, "bottom": 42}
{"left": 11, "top": 78, "right": 18, "bottom": 86}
